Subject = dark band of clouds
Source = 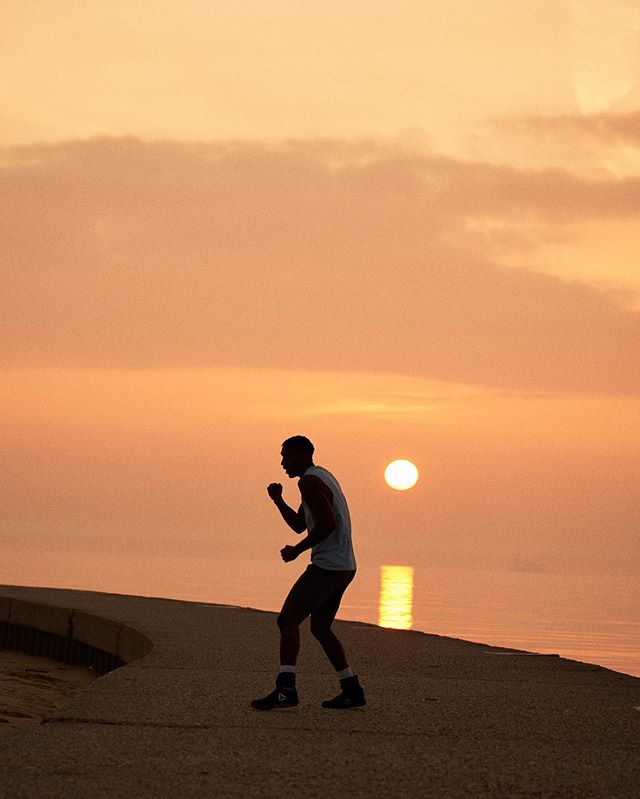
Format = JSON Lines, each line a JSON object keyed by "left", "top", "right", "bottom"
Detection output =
{"left": 1, "top": 135, "right": 638, "bottom": 395}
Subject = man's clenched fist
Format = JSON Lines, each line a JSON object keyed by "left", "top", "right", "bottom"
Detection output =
{"left": 280, "top": 545, "right": 299, "bottom": 563}
{"left": 267, "top": 482, "right": 283, "bottom": 501}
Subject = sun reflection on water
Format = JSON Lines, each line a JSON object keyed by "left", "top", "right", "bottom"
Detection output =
{"left": 378, "top": 565, "right": 414, "bottom": 629}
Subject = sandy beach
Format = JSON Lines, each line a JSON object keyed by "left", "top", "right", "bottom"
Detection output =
{"left": 0, "top": 650, "right": 97, "bottom": 733}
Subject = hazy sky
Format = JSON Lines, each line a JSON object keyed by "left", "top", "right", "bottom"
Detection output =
{"left": 1, "top": 2, "right": 639, "bottom": 632}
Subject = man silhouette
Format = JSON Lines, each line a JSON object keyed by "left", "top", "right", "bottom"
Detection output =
{"left": 251, "top": 435, "right": 366, "bottom": 710}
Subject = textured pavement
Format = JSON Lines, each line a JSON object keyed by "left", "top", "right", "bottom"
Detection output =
{"left": 0, "top": 583, "right": 638, "bottom": 798}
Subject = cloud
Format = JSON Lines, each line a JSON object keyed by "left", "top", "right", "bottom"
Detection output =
{"left": 1, "top": 135, "right": 639, "bottom": 394}
{"left": 491, "top": 109, "right": 640, "bottom": 178}
{"left": 511, "top": 109, "right": 640, "bottom": 147}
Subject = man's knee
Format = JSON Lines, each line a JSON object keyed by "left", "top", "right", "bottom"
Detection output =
{"left": 277, "top": 605, "right": 306, "bottom": 630}
{"left": 310, "top": 616, "right": 333, "bottom": 639}
{"left": 277, "top": 612, "right": 294, "bottom": 630}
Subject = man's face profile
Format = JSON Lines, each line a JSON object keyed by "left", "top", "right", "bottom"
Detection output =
{"left": 281, "top": 446, "right": 307, "bottom": 478}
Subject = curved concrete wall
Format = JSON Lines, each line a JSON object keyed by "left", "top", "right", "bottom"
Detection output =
{"left": 0, "top": 594, "right": 153, "bottom": 675}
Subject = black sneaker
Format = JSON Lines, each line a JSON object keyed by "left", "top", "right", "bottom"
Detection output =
{"left": 251, "top": 674, "right": 298, "bottom": 710}
{"left": 321, "top": 675, "right": 366, "bottom": 709}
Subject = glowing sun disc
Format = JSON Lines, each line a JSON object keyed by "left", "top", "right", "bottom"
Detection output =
{"left": 384, "top": 459, "right": 419, "bottom": 491}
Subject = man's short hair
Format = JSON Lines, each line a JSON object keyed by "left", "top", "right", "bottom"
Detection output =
{"left": 281, "top": 435, "right": 315, "bottom": 456}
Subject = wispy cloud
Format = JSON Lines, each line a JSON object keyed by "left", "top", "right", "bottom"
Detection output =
{"left": 504, "top": 109, "right": 640, "bottom": 147}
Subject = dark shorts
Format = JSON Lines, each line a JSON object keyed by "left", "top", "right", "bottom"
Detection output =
{"left": 283, "top": 563, "right": 356, "bottom": 623}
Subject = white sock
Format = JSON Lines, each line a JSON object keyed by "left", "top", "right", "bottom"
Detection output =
{"left": 336, "top": 666, "right": 353, "bottom": 680}
{"left": 279, "top": 665, "right": 296, "bottom": 674}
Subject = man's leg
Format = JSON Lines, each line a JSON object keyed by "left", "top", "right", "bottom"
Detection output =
{"left": 250, "top": 598, "right": 309, "bottom": 710}
{"left": 277, "top": 599, "right": 309, "bottom": 666}
{"left": 309, "top": 585, "right": 350, "bottom": 670}
{"left": 310, "top": 574, "right": 366, "bottom": 708}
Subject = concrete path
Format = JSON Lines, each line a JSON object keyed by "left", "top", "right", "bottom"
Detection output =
{"left": 0, "top": 583, "right": 638, "bottom": 798}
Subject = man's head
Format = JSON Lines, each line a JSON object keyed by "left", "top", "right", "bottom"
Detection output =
{"left": 281, "top": 435, "right": 315, "bottom": 478}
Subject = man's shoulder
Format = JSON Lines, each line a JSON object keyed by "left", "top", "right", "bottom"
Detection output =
{"left": 298, "top": 472, "right": 333, "bottom": 499}
{"left": 298, "top": 473, "right": 327, "bottom": 488}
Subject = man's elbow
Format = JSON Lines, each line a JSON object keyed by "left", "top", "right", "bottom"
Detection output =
{"left": 319, "top": 516, "right": 337, "bottom": 536}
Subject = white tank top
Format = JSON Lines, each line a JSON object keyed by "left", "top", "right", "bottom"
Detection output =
{"left": 300, "top": 465, "right": 356, "bottom": 571}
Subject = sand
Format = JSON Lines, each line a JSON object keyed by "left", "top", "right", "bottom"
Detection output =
{"left": 0, "top": 649, "right": 98, "bottom": 733}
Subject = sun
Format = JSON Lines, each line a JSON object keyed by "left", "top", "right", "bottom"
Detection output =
{"left": 384, "top": 459, "right": 419, "bottom": 491}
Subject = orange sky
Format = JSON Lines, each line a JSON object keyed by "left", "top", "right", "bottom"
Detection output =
{"left": 1, "top": 1, "right": 639, "bottom": 671}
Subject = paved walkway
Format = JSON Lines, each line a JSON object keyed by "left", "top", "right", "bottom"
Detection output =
{"left": 0, "top": 583, "right": 638, "bottom": 798}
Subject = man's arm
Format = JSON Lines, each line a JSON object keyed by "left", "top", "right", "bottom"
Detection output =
{"left": 273, "top": 496, "right": 306, "bottom": 534}
{"left": 291, "top": 477, "right": 337, "bottom": 556}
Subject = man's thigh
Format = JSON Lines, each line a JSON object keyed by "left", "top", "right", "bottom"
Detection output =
{"left": 309, "top": 569, "right": 356, "bottom": 627}
{"left": 282, "top": 564, "right": 355, "bottom": 619}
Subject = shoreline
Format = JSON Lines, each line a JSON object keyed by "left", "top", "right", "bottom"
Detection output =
{"left": 2, "top": 579, "right": 637, "bottom": 679}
